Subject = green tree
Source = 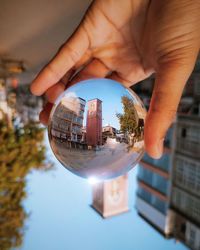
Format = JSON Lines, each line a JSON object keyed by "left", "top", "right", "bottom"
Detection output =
{"left": 0, "top": 116, "right": 49, "bottom": 250}
{"left": 116, "top": 96, "right": 138, "bottom": 134}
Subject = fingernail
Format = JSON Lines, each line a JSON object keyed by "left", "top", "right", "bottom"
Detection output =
{"left": 156, "top": 138, "right": 164, "bottom": 158}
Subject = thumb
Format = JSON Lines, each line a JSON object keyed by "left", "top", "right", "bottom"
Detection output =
{"left": 144, "top": 57, "right": 198, "bottom": 159}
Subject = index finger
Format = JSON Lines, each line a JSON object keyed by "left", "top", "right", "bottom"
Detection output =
{"left": 30, "top": 26, "right": 89, "bottom": 96}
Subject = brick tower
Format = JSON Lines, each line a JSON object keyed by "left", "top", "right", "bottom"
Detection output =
{"left": 86, "top": 98, "right": 102, "bottom": 147}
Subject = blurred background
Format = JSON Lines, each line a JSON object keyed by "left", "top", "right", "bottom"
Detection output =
{"left": 0, "top": 1, "right": 200, "bottom": 250}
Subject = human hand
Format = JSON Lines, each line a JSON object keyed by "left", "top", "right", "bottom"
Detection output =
{"left": 30, "top": 0, "right": 200, "bottom": 159}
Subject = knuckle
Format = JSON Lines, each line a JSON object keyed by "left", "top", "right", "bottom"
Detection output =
{"left": 62, "top": 44, "right": 80, "bottom": 64}
{"left": 151, "top": 105, "right": 176, "bottom": 120}
{"left": 45, "top": 63, "right": 60, "bottom": 81}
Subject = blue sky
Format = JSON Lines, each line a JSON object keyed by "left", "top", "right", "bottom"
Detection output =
{"left": 61, "top": 78, "right": 136, "bottom": 130}
{"left": 20, "top": 132, "right": 187, "bottom": 250}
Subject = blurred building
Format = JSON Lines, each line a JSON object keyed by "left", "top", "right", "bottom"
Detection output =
{"left": 133, "top": 76, "right": 176, "bottom": 237}
{"left": 171, "top": 114, "right": 200, "bottom": 250}
{"left": 102, "top": 125, "right": 117, "bottom": 137}
{"left": 102, "top": 125, "right": 117, "bottom": 143}
{"left": 16, "top": 85, "right": 43, "bottom": 124}
{"left": 134, "top": 60, "right": 200, "bottom": 248}
{"left": 0, "top": 80, "right": 10, "bottom": 117}
{"left": 51, "top": 97, "right": 86, "bottom": 143}
{"left": 169, "top": 61, "right": 200, "bottom": 250}
{"left": 0, "top": 79, "right": 15, "bottom": 127}
{"left": 173, "top": 213, "right": 200, "bottom": 250}
{"left": 91, "top": 175, "right": 129, "bottom": 218}
{"left": 86, "top": 98, "right": 102, "bottom": 147}
{"left": 135, "top": 126, "right": 176, "bottom": 237}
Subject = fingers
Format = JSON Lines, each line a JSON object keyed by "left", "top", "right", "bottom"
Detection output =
{"left": 45, "top": 58, "right": 111, "bottom": 103}
{"left": 30, "top": 25, "right": 90, "bottom": 96}
{"left": 42, "top": 59, "right": 110, "bottom": 125}
{"left": 39, "top": 102, "right": 54, "bottom": 125}
{"left": 44, "top": 82, "right": 65, "bottom": 104}
{"left": 107, "top": 72, "right": 132, "bottom": 87}
{"left": 68, "top": 58, "right": 111, "bottom": 87}
{"left": 45, "top": 69, "right": 75, "bottom": 103}
{"left": 144, "top": 60, "right": 196, "bottom": 159}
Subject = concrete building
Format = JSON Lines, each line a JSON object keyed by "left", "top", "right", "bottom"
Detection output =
{"left": 102, "top": 125, "right": 117, "bottom": 143}
{"left": 102, "top": 125, "right": 117, "bottom": 137}
{"left": 86, "top": 98, "right": 102, "bottom": 147}
{"left": 171, "top": 67, "right": 200, "bottom": 250}
{"left": 91, "top": 175, "right": 129, "bottom": 218}
{"left": 134, "top": 76, "right": 176, "bottom": 237}
{"left": 51, "top": 96, "right": 86, "bottom": 143}
{"left": 135, "top": 136, "right": 175, "bottom": 237}
{"left": 173, "top": 213, "right": 200, "bottom": 250}
{"left": 134, "top": 61, "right": 200, "bottom": 245}
{"left": 16, "top": 84, "right": 43, "bottom": 124}
{"left": 171, "top": 114, "right": 200, "bottom": 250}
{"left": 0, "top": 79, "right": 14, "bottom": 127}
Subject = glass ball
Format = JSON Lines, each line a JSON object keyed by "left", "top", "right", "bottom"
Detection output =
{"left": 48, "top": 78, "right": 146, "bottom": 180}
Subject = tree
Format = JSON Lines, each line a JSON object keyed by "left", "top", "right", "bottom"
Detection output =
{"left": 0, "top": 116, "right": 49, "bottom": 250}
{"left": 116, "top": 95, "right": 138, "bottom": 134}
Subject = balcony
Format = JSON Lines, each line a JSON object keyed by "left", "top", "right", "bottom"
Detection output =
{"left": 137, "top": 185, "right": 167, "bottom": 214}
{"left": 137, "top": 166, "right": 169, "bottom": 196}
{"left": 176, "top": 139, "right": 200, "bottom": 158}
{"left": 142, "top": 153, "right": 170, "bottom": 173}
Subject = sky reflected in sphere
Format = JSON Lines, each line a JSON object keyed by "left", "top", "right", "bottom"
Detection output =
{"left": 48, "top": 78, "right": 146, "bottom": 180}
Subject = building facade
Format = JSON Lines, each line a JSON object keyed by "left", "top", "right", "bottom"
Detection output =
{"left": 16, "top": 84, "right": 43, "bottom": 124}
{"left": 132, "top": 76, "right": 175, "bottom": 236}
{"left": 51, "top": 96, "right": 86, "bottom": 144}
{"left": 134, "top": 61, "right": 200, "bottom": 246}
{"left": 171, "top": 114, "right": 200, "bottom": 250}
{"left": 135, "top": 116, "right": 175, "bottom": 236}
{"left": 86, "top": 98, "right": 102, "bottom": 147}
{"left": 0, "top": 79, "right": 15, "bottom": 127}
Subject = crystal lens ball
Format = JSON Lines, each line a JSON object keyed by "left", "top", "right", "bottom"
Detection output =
{"left": 48, "top": 78, "right": 146, "bottom": 180}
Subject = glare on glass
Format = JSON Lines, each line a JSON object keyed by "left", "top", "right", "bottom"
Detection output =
{"left": 48, "top": 78, "right": 146, "bottom": 180}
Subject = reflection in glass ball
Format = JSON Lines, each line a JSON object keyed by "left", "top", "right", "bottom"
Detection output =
{"left": 48, "top": 78, "right": 146, "bottom": 180}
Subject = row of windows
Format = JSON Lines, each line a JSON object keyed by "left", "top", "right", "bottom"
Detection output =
{"left": 138, "top": 165, "right": 169, "bottom": 195}
{"left": 178, "top": 125, "right": 200, "bottom": 142}
{"left": 52, "top": 117, "right": 71, "bottom": 131}
{"left": 55, "top": 105, "right": 83, "bottom": 123}
{"left": 73, "top": 116, "right": 83, "bottom": 124}
{"left": 72, "top": 126, "right": 82, "bottom": 134}
{"left": 79, "top": 110, "right": 84, "bottom": 117}
{"left": 142, "top": 153, "right": 170, "bottom": 172}
{"left": 172, "top": 187, "right": 200, "bottom": 224}
{"left": 137, "top": 186, "right": 167, "bottom": 214}
{"left": 54, "top": 110, "right": 83, "bottom": 125}
{"left": 176, "top": 139, "right": 200, "bottom": 156}
{"left": 52, "top": 116, "right": 82, "bottom": 133}
{"left": 174, "top": 157, "right": 200, "bottom": 196}
{"left": 80, "top": 104, "right": 85, "bottom": 110}
{"left": 186, "top": 223, "right": 200, "bottom": 249}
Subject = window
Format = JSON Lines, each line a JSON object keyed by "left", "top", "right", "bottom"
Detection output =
{"left": 137, "top": 186, "right": 166, "bottom": 214}
{"left": 181, "top": 128, "right": 187, "bottom": 138}
{"left": 142, "top": 153, "right": 170, "bottom": 172}
{"left": 181, "top": 223, "right": 186, "bottom": 234}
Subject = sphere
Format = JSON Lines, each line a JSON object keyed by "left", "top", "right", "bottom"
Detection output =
{"left": 48, "top": 78, "right": 146, "bottom": 180}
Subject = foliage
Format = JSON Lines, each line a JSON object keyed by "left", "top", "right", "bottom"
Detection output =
{"left": 0, "top": 117, "right": 47, "bottom": 250}
{"left": 116, "top": 95, "right": 138, "bottom": 134}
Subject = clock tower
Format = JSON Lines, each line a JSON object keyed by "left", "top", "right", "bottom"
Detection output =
{"left": 86, "top": 98, "right": 102, "bottom": 147}
{"left": 91, "top": 175, "right": 129, "bottom": 218}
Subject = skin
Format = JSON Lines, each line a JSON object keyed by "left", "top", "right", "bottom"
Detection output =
{"left": 30, "top": 0, "right": 200, "bottom": 159}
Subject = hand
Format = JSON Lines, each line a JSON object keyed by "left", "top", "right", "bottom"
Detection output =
{"left": 30, "top": 0, "right": 200, "bottom": 159}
